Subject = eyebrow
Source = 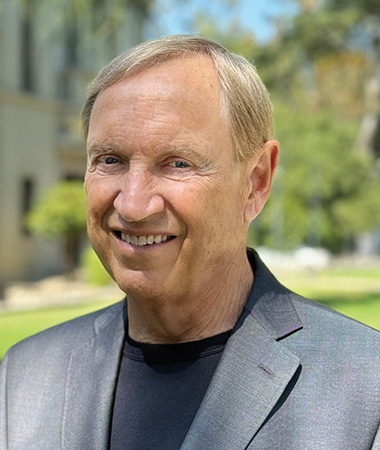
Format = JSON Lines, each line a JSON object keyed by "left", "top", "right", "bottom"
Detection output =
{"left": 159, "top": 146, "right": 215, "bottom": 170}
{"left": 160, "top": 146, "right": 208, "bottom": 160}
{"left": 87, "top": 142, "right": 117, "bottom": 156}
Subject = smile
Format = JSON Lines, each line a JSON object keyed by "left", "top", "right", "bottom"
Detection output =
{"left": 117, "top": 232, "right": 175, "bottom": 246}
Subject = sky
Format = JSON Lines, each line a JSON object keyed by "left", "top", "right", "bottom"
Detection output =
{"left": 149, "top": 0, "right": 299, "bottom": 43}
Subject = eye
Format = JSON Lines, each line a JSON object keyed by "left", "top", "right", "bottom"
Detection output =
{"left": 168, "top": 160, "right": 190, "bottom": 169}
{"left": 103, "top": 156, "right": 119, "bottom": 165}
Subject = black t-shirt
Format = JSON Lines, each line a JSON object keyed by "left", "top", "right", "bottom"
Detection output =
{"left": 110, "top": 329, "right": 231, "bottom": 450}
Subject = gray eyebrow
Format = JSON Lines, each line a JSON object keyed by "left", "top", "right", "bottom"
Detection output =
{"left": 87, "top": 143, "right": 117, "bottom": 156}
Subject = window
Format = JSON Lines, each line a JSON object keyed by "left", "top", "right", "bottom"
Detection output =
{"left": 21, "top": 8, "right": 34, "bottom": 92}
{"left": 21, "top": 178, "right": 34, "bottom": 235}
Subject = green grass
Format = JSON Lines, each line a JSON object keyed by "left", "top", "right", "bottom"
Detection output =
{"left": 1, "top": 265, "right": 380, "bottom": 361}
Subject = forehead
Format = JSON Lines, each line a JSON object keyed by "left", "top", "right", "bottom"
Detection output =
{"left": 120, "top": 54, "right": 222, "bottom": 101}
{"left": 93, "top": 56, "right": 220, "bottom": 115}
{"left": 88, "top": 55, "right": 232, "bottom": 151}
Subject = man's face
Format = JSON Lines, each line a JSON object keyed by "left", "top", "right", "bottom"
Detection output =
{"left": 85, "top": 56, "right": 254, "bottom": 300}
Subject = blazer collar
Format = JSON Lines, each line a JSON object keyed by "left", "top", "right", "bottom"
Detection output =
{"left": 244, "top": 248, "right": 303, "bottom": 340}
{"left": 181, "top": 249, "right": 303, "bottom": 450}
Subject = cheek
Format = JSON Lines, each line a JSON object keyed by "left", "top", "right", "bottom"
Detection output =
{"left": 176, "top": 181, "right": 242, "bottom": 238}
{"left": 85, "top": 175, "right": 117, "bottom": 218}
{"left": 208, "top": 185, "right": 248, "bottom": 240}
{"left": 175, "top": 180, "right": 220, "bottom": 227}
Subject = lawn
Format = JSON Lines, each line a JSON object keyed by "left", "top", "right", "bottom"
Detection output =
{"left": 1, "top": 265, "right": 380, "bottom": 361}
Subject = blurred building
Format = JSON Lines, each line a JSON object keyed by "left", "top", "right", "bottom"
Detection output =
{"left": 0, "top": 0, "right": 149, "bottom": 291}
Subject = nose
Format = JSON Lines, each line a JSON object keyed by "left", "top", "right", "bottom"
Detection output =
{"left": 113, "top": 169, "right": 165, "bottom": 223}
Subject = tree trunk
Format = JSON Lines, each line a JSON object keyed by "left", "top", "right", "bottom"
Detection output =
{"left": 64, "top": 235, "right": 78, "bottom": 278}
{"left": 355, "top": 65, "right": 380, "bottom": 159}
{"left": 355, "top": 15, "right": 380, "bottom": 163}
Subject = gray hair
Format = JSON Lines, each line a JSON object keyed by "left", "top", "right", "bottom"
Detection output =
{"left": 81, "top": 34, "right": 273, "bottom": 161}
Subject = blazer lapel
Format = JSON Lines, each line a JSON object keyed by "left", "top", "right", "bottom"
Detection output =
{"left": 61, "top": 301, "right": 126, "bottom": 450}
{"left": 181, "top": 251, "right": 303, "bottom": 450}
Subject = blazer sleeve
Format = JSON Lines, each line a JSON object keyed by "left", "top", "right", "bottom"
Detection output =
{"left": 0, "top": 352, "right": 8, "bottom": 449}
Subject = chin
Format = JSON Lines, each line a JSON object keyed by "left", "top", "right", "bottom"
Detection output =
{"left": 111, "top": 266, "right": 161, "bottom": 297}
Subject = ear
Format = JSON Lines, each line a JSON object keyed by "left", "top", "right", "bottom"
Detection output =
{"left": 244, "top": 140, "right": 279, "bottom": 222}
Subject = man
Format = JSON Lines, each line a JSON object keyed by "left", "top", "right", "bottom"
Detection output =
{"left": 1, "top": 34, "right": 380, "bottom": 449}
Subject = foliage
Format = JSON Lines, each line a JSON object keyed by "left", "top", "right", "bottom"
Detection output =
{"left": 240, "top": 0, "right": 380, "bottom": 252}
{"left": 81, "top": 246, "right": 113, "bottom": 286}
{"left": 195, "top": 16, "right": 258, "bottom": 60}
{"left": 26, "top": 180, "right": 87, "bottom": 238}
{"left": 26, "top": 180, "right": 87, "bottom": 273}
{"left": 249, "top": 102, "right": 380, "bottom": 251}
{"left": 251, "top": 0, "right": 380, "bottom": 120}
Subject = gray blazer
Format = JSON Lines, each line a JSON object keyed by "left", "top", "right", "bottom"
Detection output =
{"left": 2, "top": 250, "right": 380, "bottom": 449}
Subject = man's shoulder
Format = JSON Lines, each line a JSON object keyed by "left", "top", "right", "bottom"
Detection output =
{"left": 250, "top": 249, "right": 380, "bottom": 346}
{"left": 294, "top": 292, "right": 379, "bottom": 335}
{"left": 288, "top": 292, "right": 380, "bottom": 356}
{"left": 5, "top": 300, "right": 125, "bottom": 364}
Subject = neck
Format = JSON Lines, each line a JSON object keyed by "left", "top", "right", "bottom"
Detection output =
{"left": 126, "top": 255, "right": 253, "bottom": 344}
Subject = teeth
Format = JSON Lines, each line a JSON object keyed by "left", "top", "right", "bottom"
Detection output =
{"left": 138, "top": 236, "right": 147, "bottom": 245}
{"left": 121, "top": 233, "right": 130, "bottom": 244}
{"left": 120, "top": 233, "right": 172, "bottom": 246}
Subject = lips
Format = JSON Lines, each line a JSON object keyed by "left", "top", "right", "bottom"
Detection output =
{"left": 116, "top": 231, "right": 175, "bottom": 246}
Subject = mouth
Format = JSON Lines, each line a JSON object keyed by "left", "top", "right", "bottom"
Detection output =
{"left": 113, "top": 231, "right": 176, "bottom": 247}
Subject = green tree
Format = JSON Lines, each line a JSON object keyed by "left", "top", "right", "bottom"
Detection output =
{"left": 26, "top": 181, "right": 87, "bottom": 275}
{"left": 249, "top": 103, "right": 380, "bottom": 252}
{"left": 235, "top": 0, "right": 380, "bottom": 253}
{"left": 271, "top": 0, "right": 380, "bottom": 158}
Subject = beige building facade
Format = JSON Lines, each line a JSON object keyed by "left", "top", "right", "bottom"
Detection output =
{"left": 0, "top": 0, "right": 148, "bottom": 291}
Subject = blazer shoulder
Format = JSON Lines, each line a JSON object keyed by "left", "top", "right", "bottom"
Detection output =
{"left": 5, "top": 299, "right": 125, "bottom": 365}
{"left": 288, "top": 292, "right": 380, "bottom": 356}
{"left": 294, "top": 292, "right": 380, "bottom": 334}
{"left": 246, "top": 249, "right": 380, "bottom": 346}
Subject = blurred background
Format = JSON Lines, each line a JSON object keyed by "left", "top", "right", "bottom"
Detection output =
{"left": 1, "top": 0, "right": 380, "bottom": 357}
